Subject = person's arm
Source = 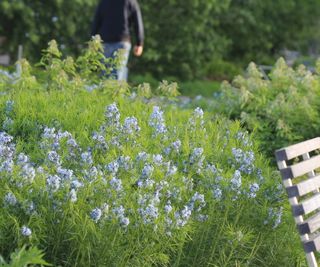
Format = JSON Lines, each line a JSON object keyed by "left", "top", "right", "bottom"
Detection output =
{"left": 91, "top": 1, "right": 103, "bottom": 36}
{"left": 130, "top": 0, "right": 144, "bottom": 56}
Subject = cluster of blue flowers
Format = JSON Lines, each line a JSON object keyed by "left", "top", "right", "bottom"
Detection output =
{"left": 21, "top": 225, "right": 32, "bottom": 237}
{"left": 105, "top": 103, "right": 121, "bottom": 129}
{"left": 90, "top": 208, "right": 102, "bottom": 223}
{"left": 231, "top": 148, "right": 255, "bottom": 175}
{"left": 4, "top": 192, "right": 17, "bottom": 206}
{"left": 149, "top": 106, "right": 167, "bottom": 136}
{"left": 188, "top": 107, "right": 205, "bottom": 131}
{"left": 0, "top": 101, "right": 284, "bottom": 240}
{"left": 2, "top": 100, "right": 14, "bottom": 131}
{"left": 264, "top": 207, "right": 283, "bottom": 229}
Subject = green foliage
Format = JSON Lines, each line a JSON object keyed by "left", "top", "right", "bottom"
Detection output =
{"left": 190, "top": 58, "right": 320, "bottom": 158}
{"left": 156, "top": 80, "right": 180, "bottom": 99}
{"left": 0, "top": 49, "right": 307, "bottom": 266}
{"left": 1, "top": 1, "right": 320, "bottom": 79}
{"left": 180, "top": 80, "right": 221, "bottom": 98}
{"left": 204, "top": 59, "right": 243, "bottom": 81}
{"left": 134, "top": 0, "right": 230, "bottom": 79}
{"left": 0, "top": 0, "right": 97, "bottom": 59}
{"left": 218, "top": 0, "right": 320, "bottom": 64}
{"left": 129, "top": 74, "right": 222, "bottom": 98}
{"left": 0, "top": 246, "right": 51, "bottom": 267}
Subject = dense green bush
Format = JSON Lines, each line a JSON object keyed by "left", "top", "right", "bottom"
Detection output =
{"left": 0, "top": 40, "right": 307, "bottom": 266}
{"left": 134, "top": 0, "right": 230, "bottom": 79}
{"left": 0, "top": 0, "right": 95, "bottom": 59}
{"left": 188, "top": 58, "right": 320, "bottom": 158}
{"left": 218, "top": 0, "right": 320, "bottom": 64}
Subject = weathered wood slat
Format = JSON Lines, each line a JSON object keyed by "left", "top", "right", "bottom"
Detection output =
{"left": 275, "top": 137, "right": 320, "bottom": 161}
{"left": 287, "top": 175, "right": 320, "bottom": 197}
{"left": 292, "top": 193, "right": 320, "bottom": 216}
{"left": 280, "top": 154, "right": 320, "bottom": 180}
{"left": 298, "top": 212, "right": 320, "bottom": 235}
{"left": 304, "top": 234, "right": 320, "bottom": 253}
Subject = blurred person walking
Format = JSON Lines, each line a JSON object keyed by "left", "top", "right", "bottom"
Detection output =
{"left": 91, "top": 0, "right": 144, "bottom": 81}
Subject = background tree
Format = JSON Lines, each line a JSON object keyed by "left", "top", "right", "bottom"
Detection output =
{"left": 219, "top": 0, "right": 320, "bottom": 64}
{"left": 1, "top": 0, "right": 320, "bottom": 79}
{"left": 133, "top": 0, "right": 230, "bottom": 79}
{"left": 0, "top": 0, "right": 96, "bottom": 60}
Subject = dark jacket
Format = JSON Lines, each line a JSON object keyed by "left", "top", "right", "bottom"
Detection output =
{"left": 91, "top": 0, "right": 144, "bottom": 46}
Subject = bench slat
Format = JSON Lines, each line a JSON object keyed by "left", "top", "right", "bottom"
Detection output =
{"left": 298, "top": 212, "right": 320, "bottom": 235}
{"left": 304, "top": 233, "right": 320, "bottom": 253}
{"left": 275, "top": 137, "right": 320, "bottom": 161}
{"left": 280, "top": 154, "right": 320, "bottom": 180}
{"left": 292, "top": 193, "right": 320, "bottom": 216}
{"left": 287, "top": 175, "right": 320, "bottom": 197}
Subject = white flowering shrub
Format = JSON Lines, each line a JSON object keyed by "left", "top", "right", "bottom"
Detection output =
{"left": 188, "top": 58, "right": 320, "bottom": 158}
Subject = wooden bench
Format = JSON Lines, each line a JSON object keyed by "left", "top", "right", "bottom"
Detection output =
{"left": 275, "top": 137, "right": 320, "bottom": 267}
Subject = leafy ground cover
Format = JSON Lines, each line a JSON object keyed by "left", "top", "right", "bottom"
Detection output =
{"left": 0, "top": 39, "right": 309, "bottom": 266}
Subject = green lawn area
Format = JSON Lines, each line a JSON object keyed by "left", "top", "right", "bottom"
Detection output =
{"left": 178, "top": 80, "right": 221, "bottom": 97}
{"left": 129, "top": 74, "right": 221, "bottom": 98}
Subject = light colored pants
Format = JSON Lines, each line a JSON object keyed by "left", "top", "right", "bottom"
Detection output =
{"left": 103, "top": 42, "right": 131, "bottom": 81}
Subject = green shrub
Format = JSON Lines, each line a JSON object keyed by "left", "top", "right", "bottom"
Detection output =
{"left": 189, "top": 58, "right": 320, "bottom": 158}
{"left": 0, "top": 0, "right": 96, "bottom": 60}
{"left": 0, "top": 44, "right": 306, "bottom": 266}
{"left": 204, "top": 59, "right": 243, "bottom": 81}
{"left": 218, "top": 1, "right": 320, "bottom": 64}
{"left": 0, "top": 246, "right": 51, "bottom": 267}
